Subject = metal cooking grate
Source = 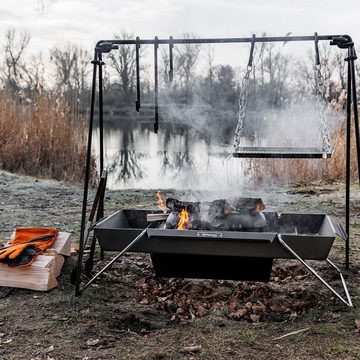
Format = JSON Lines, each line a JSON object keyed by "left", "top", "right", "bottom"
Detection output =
{"left": 233, "top": 147, "right": 332, "bottom": 159}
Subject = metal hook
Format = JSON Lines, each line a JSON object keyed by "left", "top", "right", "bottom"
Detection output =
{"left": 154, "top": 36, "right": 159, "bottom": 133}
{"left": 135, "top": 36, "right": 141, "bottom": 112}
{"left": 247, "top": 34, "right": 256, "bottom": 68}
{"left": 169, "top": 36, "right": 174, "bottom": 83}
{"left": 314, "top": 32, "right": 320, "bottom": 66}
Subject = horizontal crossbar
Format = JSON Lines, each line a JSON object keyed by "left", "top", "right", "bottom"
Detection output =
{"left": 95, "top": 34, "right": 345, "bottom": 48}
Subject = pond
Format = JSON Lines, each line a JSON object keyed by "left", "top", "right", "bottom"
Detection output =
{"left": 93, "top": 120, "right": 247, "bottom": 191}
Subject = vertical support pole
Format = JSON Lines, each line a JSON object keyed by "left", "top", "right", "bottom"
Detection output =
{"left": 98, "top": 53, "right": 105, "bottom": 260}
{"left": 135, "top": 36, "right": 141, "bottom": 112}
{"left": 349, "top": 47, "right": 360, "bottom": 186}
{"left": 75, "top": 49, "right": 99, "bottom": 296}
{"left": 345, "top": 53, "right": 352, "bottom": 270}
{"left": 98, "top": 53, "right": 104, "bottom": 183}
{"left": 154, "top": 36, "right": 159, "bottom": 133}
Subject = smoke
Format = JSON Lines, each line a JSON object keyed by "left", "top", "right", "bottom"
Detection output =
{"left": 242, "top": 95, "right": 339, "bottom": 149}
{"left": 101, "top": 60, "right": 343, "bottom": 200}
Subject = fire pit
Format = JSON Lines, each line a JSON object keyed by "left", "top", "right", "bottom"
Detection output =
{"left": 94, "top": 195, "right": 345, "bottom": 283}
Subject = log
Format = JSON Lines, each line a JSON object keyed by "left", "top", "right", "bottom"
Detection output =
{"left": 146, "top": 213, "right": 169, "bottom": 222}
{"left": 166, "top": 198, "right": 228, "bottom": 217}
{"left": 229, "top": 197, "right": 265, "bottom": 214}
{"left": 0, "top": 232, "right": 71, "bottom": 291}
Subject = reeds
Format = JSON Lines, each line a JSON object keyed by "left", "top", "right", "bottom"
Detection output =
{"left": 0, "top": 90, "right": 95, "bottom": 184}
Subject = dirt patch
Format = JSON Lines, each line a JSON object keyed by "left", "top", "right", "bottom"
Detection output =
{"left": 1, "top": 171, "right": 360, "bottom": 359}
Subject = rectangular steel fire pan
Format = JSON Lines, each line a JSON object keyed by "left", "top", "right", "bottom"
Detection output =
{"left": 94, "top": 209, "right": 345, "bottom": 260}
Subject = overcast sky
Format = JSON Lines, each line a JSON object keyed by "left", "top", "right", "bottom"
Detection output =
{"left": 0, "top": 0, "right": 359, "bottom": 64}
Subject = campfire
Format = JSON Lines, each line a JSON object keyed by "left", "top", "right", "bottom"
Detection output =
{"left": 153, "top": 193, "right": 266, "bottom": 232}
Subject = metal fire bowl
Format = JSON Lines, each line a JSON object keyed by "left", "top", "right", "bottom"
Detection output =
{"left": 94, "top": 209, "right": 346, "bottom": 260}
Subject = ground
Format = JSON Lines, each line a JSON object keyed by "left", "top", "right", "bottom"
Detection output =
{"left": 0, "top": 170, "right": 360, "bottom": 360}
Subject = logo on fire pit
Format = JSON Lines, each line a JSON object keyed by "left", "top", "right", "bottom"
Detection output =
{"left": 196, "top": 231, "right": 223, "bottom": 238}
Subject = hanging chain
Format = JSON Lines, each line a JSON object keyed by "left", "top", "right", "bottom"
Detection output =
{"left": 234, "top": 64, "right": 252, "bottom": 150}
{"left": 314, "top": 34, "right": 332, "bottom": 154}
{"left": 234, "top": 35, "right": 256, "bottom": 151}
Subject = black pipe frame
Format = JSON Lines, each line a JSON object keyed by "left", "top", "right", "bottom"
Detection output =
{"left": 74, "top": 34, "right": 359, "bottom": 294}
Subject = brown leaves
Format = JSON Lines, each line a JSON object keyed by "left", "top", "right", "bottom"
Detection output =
{"left": 135, "top": 264, "right": 320, "bottom": 324}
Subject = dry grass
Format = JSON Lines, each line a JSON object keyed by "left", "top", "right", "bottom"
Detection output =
{"left": 249, "top": 118, "right": 359, "bottom": 185}
{"left": 0, "top": 90, "right": 95, "bottom": 184}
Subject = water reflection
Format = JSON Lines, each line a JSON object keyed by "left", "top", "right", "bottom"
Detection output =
{"left": 93, "top": 120, "right": 242, "bottom": 190}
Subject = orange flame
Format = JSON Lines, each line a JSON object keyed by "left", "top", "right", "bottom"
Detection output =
{"left": 177, "top": 208, "right": 190, "bottom": 230}
{"left": 157, "top": 191, "right": 169, "bottom": 213}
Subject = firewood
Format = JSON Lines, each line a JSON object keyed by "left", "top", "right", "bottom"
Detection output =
{"left": 0, "top": 232, "right": 71, "bottom": 291}
{"left": 146, "top": 213, "right": 169, "bottom": 222}
{"left": 229, "top": 197, "right": 265, "bottom": 214}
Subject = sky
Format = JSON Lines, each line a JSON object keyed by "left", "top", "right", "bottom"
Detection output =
{"left": 0, "top": 0, "right": 359, "bottom": 59}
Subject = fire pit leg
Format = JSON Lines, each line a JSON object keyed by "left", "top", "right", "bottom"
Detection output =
{"left": 278, "top": 235, "right": 353, "bottom": 307}
{"left": 82, "top": 225, "right": 150, "bottom": 290}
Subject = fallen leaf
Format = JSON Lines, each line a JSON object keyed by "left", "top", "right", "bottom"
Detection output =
{"left": 0, "top": 322, "right": 4, "bottom": 327}
{"left": 182, "top": 345, "right": 202, "bottom": 354}
{"left": 86, "top": 339, "right": 100, "bottom": 346}
{"left": 250, "top": 314, "right": 260, "bottom": 323}
{"left": 252, "top": 304, "right": 266, "bottom": 314}
{"left": 355, "top": 319, "right": 360, "bottom": 331}
{"left": 44, "top": 345, "right": 54, "bottom": 353}
{"left": 0, "top": 333, "right": 5, "bottom": 338}
{"left": 229, "top": 309, "right": 247, "bottom": 320}
{"left": 244, "top": 302, "right": 253, "bottom": 310}
{"left": 176, "top": 308, "right": 185, "bottom": 315}
{"left": 196, "top": 305, "right": 208, "bottom": 317}
{"left": 227, "top": 297, "right": 238, "bottom": 312}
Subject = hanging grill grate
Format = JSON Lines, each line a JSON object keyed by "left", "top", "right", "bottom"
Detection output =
{"left": 232, "top": 33, "right": 333, "bottom": 159}
{"left": 233, "top": 147, "right": 332, "bottom": 159}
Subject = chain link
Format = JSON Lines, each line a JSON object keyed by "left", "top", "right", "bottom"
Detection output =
{"left": 314, "top": 63, "right": 332, "bottom": 153}
{"left": 234, "top": 65, "right": 252, "bottom": 150}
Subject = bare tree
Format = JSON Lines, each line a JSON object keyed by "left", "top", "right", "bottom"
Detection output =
{"left": 1, "top": 29, "right": 30, "bottom": 93}
{"left": 173, "top": 33, "right": 201, "bottom": 104}
{"left": 21, "top": 52, "right": 46, "bottom": 96}
{"left": 50, "top": 43, "right": 77, "bottom": 89}
{"left": 108, "top": 30, "right": 138, "bottom": 104}
{"left": 50, "top": 43, "right": 91, "bottom": 112}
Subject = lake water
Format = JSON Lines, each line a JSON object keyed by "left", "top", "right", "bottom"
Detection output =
{"left": 93, "top": 121, "right": 247, "bottom": 191}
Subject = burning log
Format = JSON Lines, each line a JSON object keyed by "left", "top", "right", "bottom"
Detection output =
{"left": 151, "top": 194, "right": 267, "bottom": 231}
{"left": 166, "top": 197, "right": 264, "bottom": 215}
{"left": 229, "top": 197, "right": 265, "bottom": 214}
{"left": 166, "top": 198, "right": 229, "bottom": 217}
